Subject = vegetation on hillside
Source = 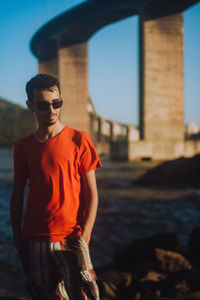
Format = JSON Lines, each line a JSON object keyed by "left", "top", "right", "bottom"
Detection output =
{"left": 0, "top": 97, "right": 35, "bottom": 147}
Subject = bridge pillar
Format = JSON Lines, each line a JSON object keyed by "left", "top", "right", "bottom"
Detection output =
{"left": 139, "top": 13, "right": 184, "bottom": 147}
{"left": 58, "top": 42, "right": 90, "bottom": 133}
{"left": 38, "top": 58, "right": 58, "bottom": 78}
{"left": 89, "top": 113, "right": 98, "bottom": 144}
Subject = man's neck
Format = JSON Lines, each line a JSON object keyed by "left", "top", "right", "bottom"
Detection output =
{"left": 35, "top": 121, "right": 65, "bottom": 141}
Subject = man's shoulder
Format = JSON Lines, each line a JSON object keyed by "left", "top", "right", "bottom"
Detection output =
{"left": 67, "top": 126, "right": 86, "bottom": 137}
{"left": 15, "top": 133, "right": 34, "bottom": 148}
{"left": 66, "top": 127, "right": 89, "bottom": 147}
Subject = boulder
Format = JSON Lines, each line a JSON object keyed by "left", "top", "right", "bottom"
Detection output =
{"left": 100, "top": 271, "right": 132, "bottom": 288}
{"left": 184, "top": 268, "right": 200, "bottom": 292}
{"left": 98, "top": 271, "right": 133, "bottom": 300}
{"left": 114, "top": 232, "right": 180, "bottom": 274}
{"left": 154, "top": 248, "right": 192, "bottom": 273}
{"left": 134, "top": 154, "right": 200, "bottom": 187}
{"left": 97, "top": 232, "right": 200, "bottom": 299}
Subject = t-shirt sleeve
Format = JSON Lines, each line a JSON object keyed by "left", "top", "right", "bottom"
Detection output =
{"left": 79, "top": 132, "right": 102, "bottom": 174}
{"left": 13, "top": 141, "right": 28, "bottom": 184}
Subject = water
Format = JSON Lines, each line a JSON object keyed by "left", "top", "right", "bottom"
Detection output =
{"left": 0, "top": 148, "right": 13, "bottom": 177}
{"left": 0, "top": 148, "right": 14, "bottom": 248}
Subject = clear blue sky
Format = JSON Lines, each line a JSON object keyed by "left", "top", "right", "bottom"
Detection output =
{"left": 0, "top": 0, "right": 199, "bottom": 126}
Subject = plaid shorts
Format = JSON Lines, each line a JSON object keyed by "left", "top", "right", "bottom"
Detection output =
{"left": 18, "top": 235, "right": 100, "bottom": 300}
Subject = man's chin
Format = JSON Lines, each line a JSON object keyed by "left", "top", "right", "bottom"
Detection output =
{"left": 44, "top": 119, "right": 57, "bottom": 127}
{"left": 37, "top": 115, "right": 59, "bottom": 127}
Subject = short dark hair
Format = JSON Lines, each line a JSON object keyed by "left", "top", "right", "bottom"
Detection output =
{"left": 26, "top": 74, "right": 61, "bottom": 102}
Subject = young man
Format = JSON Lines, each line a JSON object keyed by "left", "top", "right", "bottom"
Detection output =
{"left": 10, "top": 74, "right": 101, "bottom": 300}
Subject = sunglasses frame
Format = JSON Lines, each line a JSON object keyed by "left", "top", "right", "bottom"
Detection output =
{"left": 36, "top": 100, "right": 63, "bottom": 111}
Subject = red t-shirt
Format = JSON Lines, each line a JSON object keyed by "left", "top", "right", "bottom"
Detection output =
{"left": 14, "top": 126, "right": 101, "bottom": 242}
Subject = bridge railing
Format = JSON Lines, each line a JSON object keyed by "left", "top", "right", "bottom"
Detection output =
{"left": 89, "top": 112, "right": 140, "bottom": 157}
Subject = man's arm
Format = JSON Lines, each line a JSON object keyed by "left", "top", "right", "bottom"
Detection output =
{"left": 81, "top": 169, "right": 98, "bottom": 246}
{"left": 10, "top": 181, "right": 25, "bottom": 249}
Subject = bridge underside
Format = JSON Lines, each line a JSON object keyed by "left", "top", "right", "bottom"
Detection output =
{"left": 31, "top": 0, "right": 198, "bottom": 60}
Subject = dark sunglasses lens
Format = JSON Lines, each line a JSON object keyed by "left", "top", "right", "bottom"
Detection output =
{"left": 52, "top": 100, "right": 63, "bottom": 109}
{"left": 37, "top": 100, "right": 63, "bottom": 111}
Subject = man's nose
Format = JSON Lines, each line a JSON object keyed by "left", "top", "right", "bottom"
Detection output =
{"left": 48, "top": 104, "right": 54, "bottom": 113}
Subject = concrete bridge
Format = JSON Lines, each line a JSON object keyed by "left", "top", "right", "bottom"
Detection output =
{"left": 31, "top": 0, "right": 200, "bottom": 160}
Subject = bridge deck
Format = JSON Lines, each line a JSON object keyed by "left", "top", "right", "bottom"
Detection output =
{"left": 31, "top": 0, "right": 199, "bottom": 60}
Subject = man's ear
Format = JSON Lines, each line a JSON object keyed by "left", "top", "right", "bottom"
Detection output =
{"left": 26, "top": 100, "right": 35, "bottom": 112}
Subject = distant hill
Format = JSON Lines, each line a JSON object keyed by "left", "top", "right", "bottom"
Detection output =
{"left": 0, "top": 97, "right": 35, "bottom": 147}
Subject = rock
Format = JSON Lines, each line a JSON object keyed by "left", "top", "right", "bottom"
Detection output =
{"left": 175, "top": 279, "right": 190, "bottom": 294}
{"left": 169, "top": 292, "right": 200, "bottom": 299}
{"left": 154, "top": 248, "right": 192, "bottom": 273}
{"left": 185, "top": 268, "right": 200, "bottom": 292}
{"left": 156, "top": 268, "right": 200, "bottom": 299}
{"left": 97, "top": 232, "right": 200, "bottom": 300}
{"left": 140, "top": 271, "right": 166, "bottom": 283}
{"left": 134, "top": 154, "right": 200, "bottom": 187}
{"left": 100, "top": 271, "right": 132, "bottom": 288}
{"left": 114, "top": 232, "right": 180, "bottom": 274}
{"left": 98, "top": 271, "right": 133, "bottom": 300}
{"left": 98, "top": 279, "right": 117, "bottom": 299}
{"left": 138, "top": 271, "right": 166, "bottom": 299}
{"left": 153, "top": 271, "right": 189, "bottom": 299}
{"left": 188, "top": 227, "right": 200, "bottom": 268}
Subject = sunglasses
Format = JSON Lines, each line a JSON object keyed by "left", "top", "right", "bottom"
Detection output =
{"left": 36, "top": 100, "right": 63, "bottom": 111}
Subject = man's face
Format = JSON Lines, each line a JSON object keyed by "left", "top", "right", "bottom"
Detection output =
{"left": 29, "top": 86, "right": 62, "bottom": 127}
